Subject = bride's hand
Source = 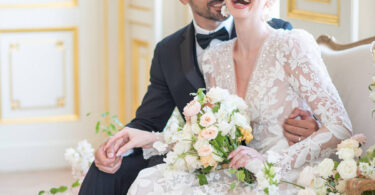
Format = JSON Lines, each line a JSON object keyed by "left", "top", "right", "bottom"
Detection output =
{"left": 104, "top": 127, "right": 158, "bottom": 157}
{"left": 228, "top": 146, "right": 265, "bottom": 169}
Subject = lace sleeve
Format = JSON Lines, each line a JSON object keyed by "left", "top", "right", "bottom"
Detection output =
{"left": 143, "top": 108, "right": 184, "bottom": 159}
{"left": 270, "top": 30, "right": 353, "bottom": 172}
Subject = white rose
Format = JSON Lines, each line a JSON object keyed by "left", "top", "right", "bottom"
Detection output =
{"left": 245, "top": 158, "right": 263, "bottom": 173}
{"left": 336, "top": 148, "right": 355, "bottom": 160}
{"left": 173, "top": 141, "right": 191, "bottom": 154}
{"left": 164, "top": 152, "right": 178, "bottom": 165}
{"left": 218, "top": 121, "right": 232, "bottom": 136}
{"left": 317, "top": 158, "right": 334, "bottom": 178}
{"left": 337, "top": 139, "right": 359, "bottom": 151}
{"left": 359, "top": 162, "right": 371, "bottom": 175}
{"left": 297, "top": 166, "right": 316, "bottom": 187}
{"left": 173, "top": 158, "right": 187, "bottom": 171}
{"left": 232, "top": 112, "right": 250, "bottom": 129}
{"left": 337, "top": 159, "right": 357, "bottom": 179}
{"left": 153, "top": 141, "right": 168, "bottom": 153}
{"left": 184, "top": 155, "right": 202, "bottom": 170}
{"left": 191, "top": 123, "right": 201, "bottom": 135}
{"left": 206, "top": 87, "right": 229, "bottom": 104}
{"left": 314, "top": 179, "right": 327, "bottom": 195}
{"left": 297, "top": 188, "right": 316, "bottom": 195}
{"left": 193, "top": 139, "right": 209, "bottom": 151}
{"left": 199, "top": 112, "right": 216, "bottom": 127}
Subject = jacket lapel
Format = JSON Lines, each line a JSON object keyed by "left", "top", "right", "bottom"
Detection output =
{"left": 180, "top": 23, "right": 205, "bottom": 90}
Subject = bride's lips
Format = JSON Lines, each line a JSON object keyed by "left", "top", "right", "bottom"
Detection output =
{"left": 231, "top": 0, "right": 251, "bottom": 9}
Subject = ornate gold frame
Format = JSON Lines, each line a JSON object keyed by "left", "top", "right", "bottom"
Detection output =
{"left": 317, "top": 35, "right": 375, "bottom": 51}
{"left": 287, "top": 0, "right": 340, "bottom": 25}
{"left": 0, "top": 0, "right": 78, "bottom": 9}
{"left": 0, "top": 27, "right": 80, "bottom": 124}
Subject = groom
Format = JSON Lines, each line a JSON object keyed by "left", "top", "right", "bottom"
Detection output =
{"left": 79, "top": 0, "right": 319, "bottom": 194}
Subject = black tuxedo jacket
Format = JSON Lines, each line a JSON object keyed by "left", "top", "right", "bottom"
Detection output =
{"left": 126, "top": 18, "right": 292, "bottom": 132}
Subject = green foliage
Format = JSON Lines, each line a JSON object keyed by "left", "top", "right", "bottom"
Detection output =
{"left": 196, "top": 174, "right": 208, "bottom": 185}
{"left": 72, "top": 179, "right": 80, "bottom": 188}
{"left": 363, "top": 190, "right": 375, "bottom": 195}
{"left": 92, "top": 112, "right": 123, "bottom": 137}
{"left": 211, "top": 102, "right": 221, "bottom": 113}
{"left": 49, "top": 186, "right": 67, "bottom": 194}
{"left": 196, "top": 88, "right": 206, "bottom": 104}
{"left": 230, "top": 182, "right": 236, "bottom": 190}
{"left": 38, "top": 190, "right": 46, "bottom": 195}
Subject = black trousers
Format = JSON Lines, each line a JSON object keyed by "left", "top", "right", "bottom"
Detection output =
{"left": 79, "top": 149, "right": 149, "bottom": 195}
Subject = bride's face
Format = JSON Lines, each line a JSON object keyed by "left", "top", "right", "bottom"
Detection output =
{"left": 224, "top": 0, "right": 270, "bottom": 21}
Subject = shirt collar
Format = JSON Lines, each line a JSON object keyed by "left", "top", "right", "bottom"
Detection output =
{"left": 193, "top": 16, "right": 233, "bottom": 37}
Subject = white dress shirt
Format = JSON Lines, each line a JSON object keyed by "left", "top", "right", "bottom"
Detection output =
{"left": 193, "top": 16, "right": 234, "bottom": 72}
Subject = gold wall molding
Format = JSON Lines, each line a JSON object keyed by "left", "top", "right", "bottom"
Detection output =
{"left": 317, "top": 35, "right": 375, "bottom": 51}
{"left": 287, "top": 0, "right": 340, "bottom": 25}
{"left": 9, "top": 39, "right": 67, "bottom": 110}
{"left": 0, "top": 0, "right": 78, "bottom": 9}
{"left": 305, "top": 0, "right": 330, "bottom": 3}
{"left": 131, "top": 39, "right": 150, "bottom": 118}
{"left": 0, "top": 27, "right": 80, "bottom": 124}
{"left": 118, "top": 0, "right": 126, "bottom": 123}
{"left": 129, "top": 20, "right": 152, "bottom": 28}
{"left": 129, "top": 3, "right": 151, "bottom": 12}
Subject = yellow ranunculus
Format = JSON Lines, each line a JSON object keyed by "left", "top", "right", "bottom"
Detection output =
{"left": 239, "top": 127, "right": 253, "bottom": 144}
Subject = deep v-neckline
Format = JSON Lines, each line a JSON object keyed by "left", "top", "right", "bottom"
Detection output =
{"left": 230, "top": 31, "right": 275, "bottom": 101}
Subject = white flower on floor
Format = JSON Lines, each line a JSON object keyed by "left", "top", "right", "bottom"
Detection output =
{"left": 297, "top": 188, "right": 316, "bottom": 195}
{"left": 317, "top": 158, "right": 334, "bottom": 178}
{"left": 337, "top": 159, "right": 357, "bottom": 179}
{"left": 297, "top": 166, "right": 316, "bottom": 187}
{"left": 65, "top": 140, "right": 94, "bottom": 182}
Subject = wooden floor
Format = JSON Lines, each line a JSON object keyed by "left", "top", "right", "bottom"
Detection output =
{"left": 0, "top": 168, "right": 77, "bottom": 195}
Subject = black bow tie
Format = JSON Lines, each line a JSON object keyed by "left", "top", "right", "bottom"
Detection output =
{"left": 196, "top": 27, "right": 230, "bottom": 49}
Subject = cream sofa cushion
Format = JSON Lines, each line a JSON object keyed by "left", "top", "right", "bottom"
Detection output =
{"left": 319, "top": 43, "right": 375, "bottom": 151}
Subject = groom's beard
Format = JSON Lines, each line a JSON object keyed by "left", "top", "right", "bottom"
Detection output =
{"left": 189, "top": 0, "right": 229, "bottom": 22}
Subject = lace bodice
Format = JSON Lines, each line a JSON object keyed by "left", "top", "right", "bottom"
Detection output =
{"left": 200, "top": 28, "right": 352, "bottom": 173}
{"left": 128, "top": 29, "right": 353, "bottom": 195}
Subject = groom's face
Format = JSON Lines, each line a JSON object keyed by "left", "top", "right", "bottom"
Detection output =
{"left": 189, "top": 0, "right": 229, "bottom": 21}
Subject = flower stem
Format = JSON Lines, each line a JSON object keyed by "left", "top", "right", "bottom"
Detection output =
{"left": 280, "top": 180, "right": 305, "bottom": 189}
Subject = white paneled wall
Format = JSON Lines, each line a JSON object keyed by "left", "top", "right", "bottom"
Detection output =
{"left": 0, "top": 0, "right": 107, "bottom": 171}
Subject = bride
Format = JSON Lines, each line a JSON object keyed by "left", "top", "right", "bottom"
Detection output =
{"left": 106, "top": 0, "right": 352, "bottom": 194}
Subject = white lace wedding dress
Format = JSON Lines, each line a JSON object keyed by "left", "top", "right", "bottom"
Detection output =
{"left": 127, "top": 29, "right": 352, "bottom": 195}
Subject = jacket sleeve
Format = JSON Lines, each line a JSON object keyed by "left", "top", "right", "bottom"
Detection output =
{"left": 125, "top": 43, "right": 176, "bottom": 132}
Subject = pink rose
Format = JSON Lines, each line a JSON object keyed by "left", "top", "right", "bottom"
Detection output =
{"left": 199, "top": 112, "right": 216, "bottom": 127}
{"left": 351, "top": 134, "right": 367, "bottom": 146}
{"left": 198, "top": 145, "right": 213, "bottom": 157}
{"left": 183, "top": 100, "right": 201, "bottom": 117}
{"left": 200, "top": 126, "right": 218, "bottom": 140}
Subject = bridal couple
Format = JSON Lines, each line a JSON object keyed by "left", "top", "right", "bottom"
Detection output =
{"left": 79, "top": 0, "right": 352, "bottom": 194}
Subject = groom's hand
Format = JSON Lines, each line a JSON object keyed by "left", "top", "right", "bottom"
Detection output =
{"left": 94, "top": 141, "right": 123, "bottom": 174}
{"left": 283, "top": 108, "right": 319, "bottom": 146}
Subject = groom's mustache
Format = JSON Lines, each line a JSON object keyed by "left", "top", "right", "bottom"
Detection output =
{"left": 207, "top": 0, "right": 224, "bottom": 7}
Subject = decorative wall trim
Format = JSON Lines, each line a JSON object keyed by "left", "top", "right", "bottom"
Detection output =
{"left": 287, "top": 0, "right": 340, "bottom": 25}
{"left": 0, "top": 27, "right": 80, "bottom": 124}
{"left": 118, "top": 0, "right": 126, "bottom": 123}
{"left": 317, "top": 35, "right": 375, "bottom": 51}
{"left": 305, "top": 0, "right": 330, "bottom": 3}
{"left": 0, "top": 0, "right": 78, "bottom": 9}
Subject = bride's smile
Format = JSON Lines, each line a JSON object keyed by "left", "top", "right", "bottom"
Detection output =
{"left": 231, "top": 0, "right": 251, "bottom": 9}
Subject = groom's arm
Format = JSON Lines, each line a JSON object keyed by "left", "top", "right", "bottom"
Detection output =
{"left": 125, "top": 43, "right": 175, "bottom": 133}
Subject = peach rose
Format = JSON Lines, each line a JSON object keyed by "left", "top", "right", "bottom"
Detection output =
{"left": 200, "top": 155, "right": 217, "bottom": 168}
{"left": 198, "top": 145, "right": 213, "bottom": 157}
{"left": 199, "top": 112, "right": 216, "bottom": 127}
{"left": 199, "top": 126, "right": 218, "bottom": 140}
{"left": 183, "top": 100, "right": 201, "bottom": 117}
{"left": 351, "top": 134, "right": 367, "bottom": 146}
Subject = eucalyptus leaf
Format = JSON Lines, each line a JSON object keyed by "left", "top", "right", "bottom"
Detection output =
{"left": 38, "top": 190, "right": 46, "bottom": 195}
{"left": 95, "top": 121, "right": 100, "bottom": 134}
{"left": 72, "top": 179, "right": 80, "bottom": 188}
{"left": 50, "top": 188, "right": 58, "bottom": 194}
{"left": 58, "top": 186, "right": 68, "bottom": 192}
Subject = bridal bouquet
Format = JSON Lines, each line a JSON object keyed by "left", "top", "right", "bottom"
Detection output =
{"left": 296, "top": 134, "right": 375, "bottom": 195}
{"left": 154, "top": 88, "right": 255, "bottom": 185}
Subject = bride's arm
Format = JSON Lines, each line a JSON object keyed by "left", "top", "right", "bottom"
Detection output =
{"left": 269, "top": 30, "right": 352, "bottom": 172}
